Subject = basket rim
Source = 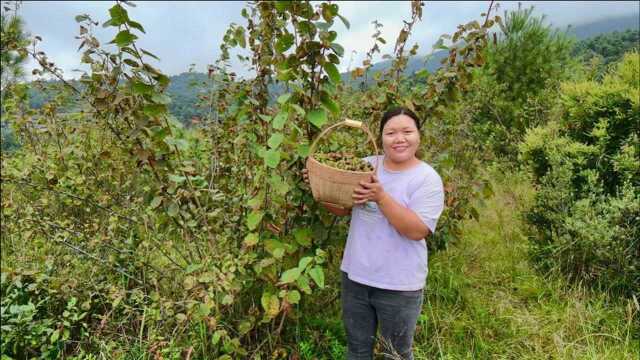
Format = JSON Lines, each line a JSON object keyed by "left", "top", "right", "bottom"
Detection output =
{"left": 307, "top": 155, "right": 376, "bottom": 175}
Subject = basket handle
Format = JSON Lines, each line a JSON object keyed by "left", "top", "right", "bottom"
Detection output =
{"left": 308, "top": 119, "right": 380, "bottom": 172}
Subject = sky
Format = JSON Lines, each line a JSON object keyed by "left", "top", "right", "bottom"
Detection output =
{"left": 11, "top": 1, "right": 640, "bottom": 80}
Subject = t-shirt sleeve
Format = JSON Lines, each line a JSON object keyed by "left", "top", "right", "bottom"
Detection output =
{"left": 407, "top": 173, "right": 445, "bottom": 234}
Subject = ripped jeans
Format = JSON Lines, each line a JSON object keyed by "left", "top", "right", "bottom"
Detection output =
{"left": 341, "top": 271, "right": 424, "bottom": 360}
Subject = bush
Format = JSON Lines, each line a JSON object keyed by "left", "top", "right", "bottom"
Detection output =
{"left": 1, "top": 269, "right": 91, "bottom": 359}
{"left": 468, "top": 4, "right": 576, "bottom": 158}
{"left": 520, "top": 52, "right": 640, "bottom": 296}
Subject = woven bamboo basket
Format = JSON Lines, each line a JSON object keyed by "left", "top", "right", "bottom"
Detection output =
{"left": 306, "top": 119, "right": 379, "bottom": 209}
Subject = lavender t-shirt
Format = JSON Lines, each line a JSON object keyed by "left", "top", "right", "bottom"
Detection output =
{"left": 340, "top": 155, "right": 445, "bottom": 291}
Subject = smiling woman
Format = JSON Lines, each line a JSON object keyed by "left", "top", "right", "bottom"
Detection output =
{"left": 341, "top": 106, "right": 444, "bottom": 359}
{"left": 304, "top": 106, "right": 445, "bottom": 359}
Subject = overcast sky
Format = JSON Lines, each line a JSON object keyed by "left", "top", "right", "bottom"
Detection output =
{"left": 13, "top": 1, "right": 640, "bottom": 80}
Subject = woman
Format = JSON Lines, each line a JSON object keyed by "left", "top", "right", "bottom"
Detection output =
{"left": 304, "top": 107, "right": 445, "bottom": 359}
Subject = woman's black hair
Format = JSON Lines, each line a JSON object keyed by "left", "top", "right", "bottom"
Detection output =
{"left": 379, "top": 106, "right": 422, "bottom": 137}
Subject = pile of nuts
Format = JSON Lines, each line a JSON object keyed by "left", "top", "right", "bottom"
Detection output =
{"left": 314, "top": 152, "right": 374, "bottom": 172}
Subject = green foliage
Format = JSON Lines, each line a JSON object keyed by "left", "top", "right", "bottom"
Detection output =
{"left": 573, "top": 29, "right": 640, "bottom": 75}
{"left": 1, "top": 269, "right": 91, "bottom": 359}
{"left": 469, "top": 4, "right": 576, "bottom": 158}
{"left": 520, "top": 53, "right": 640, "bottom": 296}
{"left": 0, "top": 0, "right": 536, "bottom": 357}
{"left": 0, "top": 3, "right": 29, "bottom": 93}
{"left": 486, "top": 5, "right": 576, "bottom": 102}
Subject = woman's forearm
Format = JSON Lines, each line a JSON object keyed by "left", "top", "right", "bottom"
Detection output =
{"left": 377, "top": 192, "right": 430, "bottom": 240}
{"left": 323, "top": 203, "right": 351, "bottom": 217}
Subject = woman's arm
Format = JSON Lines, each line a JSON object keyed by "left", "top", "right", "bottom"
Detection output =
{"left": 376, "top": 192, "right": 429, "bottom": 240}
{"left": 322, "top": 202, "right": 351, "bottom": 217}
{"left": 353, "top": 175, "right": 430, "bottom": 240}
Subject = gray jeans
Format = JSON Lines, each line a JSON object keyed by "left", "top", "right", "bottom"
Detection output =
{"left": 341, "top": 272, "right": 424, "bottom": 360}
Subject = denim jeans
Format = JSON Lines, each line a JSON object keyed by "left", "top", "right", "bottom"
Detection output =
{"left": 341, "top": 271, "right": 424, "bottom": 360}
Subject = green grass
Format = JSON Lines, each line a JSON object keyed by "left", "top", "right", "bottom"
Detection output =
{"left": 299, "top": 164, "right": 639, "bottom": 359}
{"left": 413, "top": 164, "right": 639, "bottom": 359}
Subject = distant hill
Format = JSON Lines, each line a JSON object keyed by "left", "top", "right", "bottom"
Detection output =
{"left": 567, "top": 14, "right": 640, "bottom": 40}
{"left": 25, "top": 14, "right": 639, "bottom": 123}
{"left": 342, "top": 13, "right": 640, "bottom": 83}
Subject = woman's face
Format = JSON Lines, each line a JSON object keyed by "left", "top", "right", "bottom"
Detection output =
{"left": 381, "top": 114, "right": 420, "bottom": 163}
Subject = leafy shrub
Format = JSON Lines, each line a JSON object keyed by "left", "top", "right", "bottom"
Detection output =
{"left": 520, "top": 52, "right": 640, "bottom": 296}
{"left": 469, "top": 4, "right": 576, "bottom": 158}
{"left": 1, "top": 269, "right": 91, "bottom": 359}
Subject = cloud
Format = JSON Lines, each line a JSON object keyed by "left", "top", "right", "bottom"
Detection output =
{"left": 17, "top": 1, "right": 639, "bottom": 80}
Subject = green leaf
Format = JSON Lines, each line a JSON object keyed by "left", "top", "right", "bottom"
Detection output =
{"left": 323, "top": 62, "right": 341, "bottom": 84}
{"left": 297, "top": 21, "right": 316, "bottom": 37}
{"left": 275, "top": 33, "right": 294, "bottom": 53}
{"left": 316, "top": 21, "right": 331, "bottom": 31}
{"left": 307, "top": 108, "right": 328, "bottom": 128}
{"left": 273, "top": 248, "right": 285, "bottom": 259}
{"left": 212, "top": 329, "right": 225, "bottom": 345}
{"left": 234, "top": 26, "right": 246, "bottom": 48}
{"left": 286, "top": 290, "right": 301, "bottom": 304}
{"left": 151, "top": 93, "right": 172, "bottom": 105}
{"left": 261, "top": 292, "right": 280, "bottom": 319}
{"left": 320, "top": 92, "right": 340, "bottom": 115}
{"left": 198, "top": 272, "right": 215, "bottom": 283}
{"left": 154, "top": 73, "right": 170, "bottom": 88}
{"left": 50, "top": 329, "right": 60, "bottom": 343}
{"left": 296, "top": 274, "right": 312, "bottom": 294}
{"left": 123, "top": 58, "right": 139, "bottom": 67}
{"left": 143, "top": 104, "right": 166, "bottom": 117}
{"left": 247, "top": 210, "right": 264, "bottom": 230}
{"left": 75, "top": 14, "right": 90, "bottom": 23}
{"left": 330, "top": 42, "right": 344, "bottom": 57}
{"left": 109, "top": 4, "right": 129, "bottom": 26}
{"left": 309, "top": 266, "right": 325, "bottom": 289}
{"left": 267, "top": 133, "right": 284, "bottom": 149}
{"left": 132, "top": 80, "right": 154, "bottom": 95}
{"left": 140, "top": 48, "right": 160, "bottom": 60}
{"left": 268, "top": 174, "right": 290, "bottom": 195}
{"left": 167, "top": 202, "right": 179, "bottom": 217}
{"left": 127, "top": 20, "right": 145, "bottom": 33}
{"left": 275, "top": 1, "right": 291, "bottom": 12}
{"left": 150, "top": 196, "right": 162, "bottom": 209}
{"left": 258, "top": 114, "right": 272, "bottom": 123}
{"left": 298, "top": 256, "right": 313, "bottom": 270}
{"left": 337, "top": 14, "right": 350, "bottom": 29}
{"left": 243, "top": 233, "right": 259, "bottom": 247}
{"left": 238, "top": 319, "right": 253, "bottom": 334}
{"left": 168, "top": 174, "right": 186, "bottom": 183}
{"left": 273, "top": 111, "right": 288, "bottom": 130}
{"left": 185, "top": 263, "right": 203, "bottom": 274}
{"left": 290, "top": 104, "right": 306, "bottom": 116}
{"left": 280, "top": 267, "right": 302, "bottom": 284}
{"left": 264, "top": 149, "right": 281, "bottom": 168}
{"left": 296, "top": 143, "right": 310, "bottom": 157}
{"left": 247, "top": 191, "right": 264, "bottom": 209}
{"left": 293, "top": 228, "right": 312, "bottom": 246}
{"left": 277, "top": 93, "right": 292, "bottom": 105}
{"left": 110, "top": 30, "right": 137, "bottom": 47}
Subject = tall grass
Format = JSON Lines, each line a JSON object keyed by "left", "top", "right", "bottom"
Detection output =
{"left": 414, "top": 163, "right": 639, "bottom": 359}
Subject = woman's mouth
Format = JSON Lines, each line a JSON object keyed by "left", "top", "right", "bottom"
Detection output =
{"left": 392, "top": 146, "right": 408, "bottom": 152}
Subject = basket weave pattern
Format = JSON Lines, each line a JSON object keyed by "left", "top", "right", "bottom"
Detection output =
{"left": 305, "top": 119, "right": 379, "bottom": 209}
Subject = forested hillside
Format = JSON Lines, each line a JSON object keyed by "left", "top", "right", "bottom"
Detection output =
{"left": 1, "top": 1, "right": 638, "bottom": 359}
{"left": 20, "top": 14, "right": 639, "bottom": 125}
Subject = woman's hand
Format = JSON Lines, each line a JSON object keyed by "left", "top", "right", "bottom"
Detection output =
{"left": 353, "top": 174, "right": 387, "bottom": 205}
{"left": 302, "top": 168, "right": 309, "bottom": 184}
